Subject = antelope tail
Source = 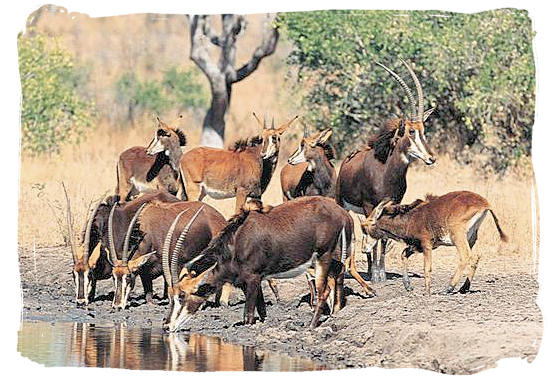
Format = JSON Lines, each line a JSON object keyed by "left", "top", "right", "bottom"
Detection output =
{"left": 489, "top": 209, "right": 509, "bottom": 243}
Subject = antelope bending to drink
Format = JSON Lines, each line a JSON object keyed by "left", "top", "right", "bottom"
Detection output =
{"left": 162, "top": 196, "right": 375, "bottom": 332}
{"left": 336, "top": 59, "right": 436, "bottom": 282}
{"left": 362, "top": 191, "right": 508, "bottom": 294}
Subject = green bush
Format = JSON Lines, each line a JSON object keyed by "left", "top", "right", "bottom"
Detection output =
{"left": 115, "top": 67, "right": 208, "bottom": 124}
{"left": 18, "top": 32, "right": 95, "bottom": 155}
{"left": 280, "top": 9, "right": 535, "bottom": 173}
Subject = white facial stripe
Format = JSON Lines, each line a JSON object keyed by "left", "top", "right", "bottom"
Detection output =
{"left": 414, "top": 130, "right": 430, "bottom": 156}
{"left": 289, "top": 145, "right": 306, "bottom": 164}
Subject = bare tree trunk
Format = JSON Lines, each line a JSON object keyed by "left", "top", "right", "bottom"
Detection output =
{"left": 189, "top": 14, "right": 279, "bottom": 147}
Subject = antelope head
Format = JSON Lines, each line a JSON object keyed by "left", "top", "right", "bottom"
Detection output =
{"left": 252, "top": 113, "right": 298, "bottom": 160}
{"left": 146, "top": 116, "right": 186, "bottom": 168}
{"left": 64, "top": 186, "right": 104, "bottom": 307}
{"left": 106, "top": 202, "right": 154, "bottom": 310}
{"left": 288, "top": 125, "right": 333, "bottom": 171}
{"left": 376, "top": 59, "right": 436, "bottom": 165}
{"left": 361, "top": 199, "right": 394, "bottom": 251}
{"left": 160, "top": 207, "right": 213, "bottom": 333}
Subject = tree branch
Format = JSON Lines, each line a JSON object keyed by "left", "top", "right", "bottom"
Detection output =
{"left": 234, "top": 14, "right": 279, "bottom": 83}
{"left": 189, "top": 15, "right": 223, "bottom": 82}
{"left": 201, "top": 15, "right": 222, "bottom": 47}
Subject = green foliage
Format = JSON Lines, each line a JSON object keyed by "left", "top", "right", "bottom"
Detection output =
{"left": 280, "top": 9, "right": 535, "bottom": 172}
{"left": 18, "top": 32, "right": 95, "bottom": 155}
{"left": 115, "top": 67, "right": 208, "bottom": 124}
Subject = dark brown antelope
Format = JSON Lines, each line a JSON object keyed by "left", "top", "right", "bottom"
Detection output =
{"left": 336, "top": 59, "right": 436, "bottom": 282}
{"left": 63, "top": 186, "right": 111, "bottom": 306}
{"left": 162, "top": 196, "right": 376, "bottom": 332}
{"left": 147, "top": 113, "right": 298, "bottom": 213}
{"left": 80, "top": 190, "right": 180, "bottom": 307}
{"left": 107, "top": 198, "right": 227, "bottom": 310}
{"left": 116, "top": 116, "right": 187, "bottom": 201}
{"left": 362, "top": 191, "right": 508, "bottom": 294}
{"left": 283, "top": 126, "right": 337, "bottom": 200}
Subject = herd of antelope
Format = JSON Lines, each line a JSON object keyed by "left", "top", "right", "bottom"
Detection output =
{"left": 65, "top": 60, "right": 508, "bottom": 332}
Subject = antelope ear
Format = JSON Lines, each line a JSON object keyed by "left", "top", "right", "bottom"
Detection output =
{"left": 316, "top": 129, "right": 333, "bottom": 145}
{"left": 88, "top": 243, "right": 102, "bottom": 269}
{"left": 129, "top": 252, "right": 156, "bottom": 272}
{"left": 423, "top": 107, "right": 436, "bottom": 122}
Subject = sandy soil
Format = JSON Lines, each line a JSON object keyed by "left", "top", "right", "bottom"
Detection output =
{"left": 19, "top": 244, "right": 542, "bottom": 373}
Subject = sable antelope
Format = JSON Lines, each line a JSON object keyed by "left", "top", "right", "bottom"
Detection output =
{"left": 79, "top": 190, "right": 180, "bottom": 307}
{"left": 63, "top": 185, "right": 111, "bottom": 307}
{"left": 107, "top": 199, "right": 227, "bottom": 310}
{"left": 116, "top": 117, "right": 187, "bottom": 202}
{"left": 336, "top": 59, "right": 436, "bottom": 282}
{"left": 147, "top": 113, "right": 298, "bottom": 213}
{"left": 283, "top": 126, "right": 337, "bottom": 200}
{"left": 362, "top": 191, "right": 508, "bottom": 294}
{"left": 162, "top": 196, "right": 375, "bottom": 332}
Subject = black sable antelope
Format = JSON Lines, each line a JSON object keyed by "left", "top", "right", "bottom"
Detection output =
{"left": 64, "top": 186, "right": 111, "bottom": 307}
{"left": 146, "top": 112, "right": 297, "bottom": 213}
{"left": 75, "top": 190, "right": 181, "bottom": 306}
{"left": 162, "top": 196, "right": 376, "bottom": 332}
{"left": 282, "top": 126, "right": 337, "bottom": 200}
{"left": 362, "top": 191, "right": 508, "bottom": 294}
{"left": 336, "top": 59, "right": 436, "bottom": 282}
{"left": 116, "top": 116, "right": 187, "bottom": 201}
{"left": 107, "top": 198, "right": 227, "bottom": 310}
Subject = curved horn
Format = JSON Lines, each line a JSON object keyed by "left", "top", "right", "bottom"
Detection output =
{"left": 303, "top": 122, "right": 310, "bottom": 138}
{"left": 276, "top": 115, "right": 299, "bottom": 132}
{"left": 263, "top": 113, "right": 267, "bottom": 129}
{"left": 170, "top": 206, "right": 204, "bottom": 286}
{"left": 271, "top": 117, "right": 275, "bottom": 130}
{"left": 400, "top": 59, "right": 424, "bottom": 121}
{"left": 107, "top": 202, "right": 119, "bottom": 265}
{"left": 82, "top": 196, "right": 105, "bottom": 264}
{"left": 161, "top": 209, "right": 190, "bottom": 288}
{"left": 62, "top": 183, "right": 78, "bottom": 264}
{"left": 376, "top": 62, "right": 417, "bottom": 119}
{"left": 121, "top": 203, "right": 147, "bottom": 266}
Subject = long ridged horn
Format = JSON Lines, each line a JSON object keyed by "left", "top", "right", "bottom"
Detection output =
{"left": 170, "top": 206, "right": 204, "bottom": 286}
{"left": 161, "top": 209, "right": 190, "bottom": 288}
{"left": 400, "top": 59, "right": 424, "bottom": 121}
{"left": 263, "top": 113, "right": 267, "bottom": 129}
{"left": 252, "top": 112, "right": 263, "bottom": 131}
{"left": 82, "top": 196, "right": 105, "bottom": 264}
{"left": 121, "top": 203, "right": 147, "bottom": 266}
{"left": 376, "top": 62, "right": 417, "bottom": 119}
{"left": 62, "top": 183, "right": 78, "bottom": 264}
{"left": 107, "top": 202, "right": 119, "bottom": 265}
{"left": 271, "top": 117, "right": 275, "bottom": 130}
{"left": 302, "top": 122, "right": 310, "bottom": 138}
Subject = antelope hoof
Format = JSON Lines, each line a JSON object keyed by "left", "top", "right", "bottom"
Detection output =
{"left": 439, "top": 286, "right": 454, "bottom": 295}
{"left": 459, "top": 279, "right": 471, "bottom": 294}
{"left": 145, "top": 294, "right": 154, "bottom": 304}
{"left": 403, "top": 281, "right": 413, "bottom": 292}
{"left": 365, "top": 289, "right": 377, "bottom": 298}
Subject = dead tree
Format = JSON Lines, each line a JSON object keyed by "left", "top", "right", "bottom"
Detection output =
{"left": 189, "top": 14, "right": 279, "bottom": 147}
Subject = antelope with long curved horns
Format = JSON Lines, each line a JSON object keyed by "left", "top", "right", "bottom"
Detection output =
{"left": 107, "top": 202, "right": 156, "bottom": 309}
{"left": 336, "top": 59, "right": 437, "bottom": 283}
{"left": 63, "top": 185, "right": 111, "bottom": 306}
{"left": 147, "top": 113, "right": 298, "bottom": 213}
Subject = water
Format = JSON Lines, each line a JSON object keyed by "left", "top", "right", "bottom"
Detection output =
{"left": 18, "top": 321, "right": 325, "bottom": 371}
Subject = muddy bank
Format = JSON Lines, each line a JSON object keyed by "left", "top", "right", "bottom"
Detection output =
{"left": 19, "top": 245, "right": 542, "bottom": 373}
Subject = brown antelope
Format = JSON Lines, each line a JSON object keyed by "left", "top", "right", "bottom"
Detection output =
{"left": 362, "top": 191, "right": 508, "bottom": 294}
{"left": 76, "top": 190, "right": 181, "bottom": 307}
{"left": 107, "top": 198, "right": 227, "bottom": 310}
{"left": 117, "top": 117, "right": 187, "bottom": 201}
{"left": 284, "top": 126, "right": 337, "bottom": 200}
{"left": 63, "top": 186, "right": 111, "bottom": 307}
{"left": 336, "top": 59, "right": 436, "bottom": 282}
{"left": 162, "top": 196, "right": 375, "bottom": 332}
{"left": 147, "top": 113, "right": 298, "bottom": 213}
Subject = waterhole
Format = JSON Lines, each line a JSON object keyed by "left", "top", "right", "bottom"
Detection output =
{"left": 18, "top": 321, "right": 325, "bottom": 371}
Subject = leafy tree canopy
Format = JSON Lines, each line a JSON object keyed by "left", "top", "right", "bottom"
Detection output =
{"left": 280, "top": 9, "right": 535, "bottom": 172}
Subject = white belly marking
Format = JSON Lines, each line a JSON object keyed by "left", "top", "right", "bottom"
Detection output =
{"left": 265, "top": 253, "right": 317, "bottom": 280}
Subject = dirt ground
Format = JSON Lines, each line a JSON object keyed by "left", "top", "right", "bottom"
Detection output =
{"left": 18, "top": 241, "right": 542, "bottom": 374}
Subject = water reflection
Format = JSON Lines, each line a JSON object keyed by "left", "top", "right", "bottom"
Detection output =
{"left": 18, "top": 322, "right": 324, "bottom": 371}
